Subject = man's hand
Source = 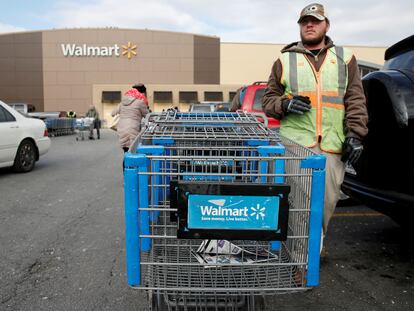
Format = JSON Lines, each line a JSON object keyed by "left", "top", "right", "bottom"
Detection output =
{"left": 282, "top": 95, "right": 312, "bottom": 114}
{"left": 341, "top": 137, "right": 363, "bottom": 165}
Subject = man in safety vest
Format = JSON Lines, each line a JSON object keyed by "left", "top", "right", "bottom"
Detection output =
{"left": 262, "top": 3, "right": 368, "bottom": 252}
{"left": 66, "top": 111, "right": 77, "bottom": 118}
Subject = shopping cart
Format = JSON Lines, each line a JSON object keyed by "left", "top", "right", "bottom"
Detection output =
{"left": 123, "top": 112, "right": 326, "bottom": 310}
{"left": 45, "top": 118, "right": 76, "bottom": 136}
{"left": 75, "top": 117, "right": 94, "bottom": 141}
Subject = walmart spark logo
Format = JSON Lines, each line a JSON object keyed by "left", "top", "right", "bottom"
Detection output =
{"left": 250, "top": 204, "right": 266, "bottom": 220}
{"left": 122, "top": 41, "right": 137, "bottom": 59}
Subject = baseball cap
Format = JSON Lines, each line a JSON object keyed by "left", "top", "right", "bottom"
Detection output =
{"left": 298, "top": 3, "right": 328, "bottom": 23}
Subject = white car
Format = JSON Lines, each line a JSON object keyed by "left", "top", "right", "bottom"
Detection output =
{"left": 0, "top": 100, "right": 50, "bottom": 172}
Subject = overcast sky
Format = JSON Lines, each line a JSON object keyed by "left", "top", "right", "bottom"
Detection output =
{"left": 0, "top": 0, "right": 413, "bottom": 47}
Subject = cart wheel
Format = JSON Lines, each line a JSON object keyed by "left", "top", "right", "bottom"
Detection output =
{"left": 150, "top": 292, "right": 168, "bottom": 311}
{"left": 76, "top": 137, "right": 78, "bottom": 141}
{"left": 243, "top": 296, "right": 265, "bottom": 311}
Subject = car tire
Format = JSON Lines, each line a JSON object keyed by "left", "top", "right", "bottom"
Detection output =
{"left": 13, "top": 140, "right": 36, "bottom": 173}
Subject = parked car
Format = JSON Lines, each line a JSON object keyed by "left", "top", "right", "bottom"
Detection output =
{"left": 28, "top": 111, "right": 67, "bottom": 120}
{"left": 188, "top": 102, "right": 216, "bottom": 112}
{"left": 214, "top": 102, "right": 232, "bottom": 112}
{"left": 341, "top": 35, "right": 414, "bottom": 226}
{"left": 238, "top": 82, "right": 280, "bottom": 128}
{"left": 0, "top": 100, "right": 50, "bottom": 172}
{"left": 8, "top": 102, "right": 36, "bottom": 115}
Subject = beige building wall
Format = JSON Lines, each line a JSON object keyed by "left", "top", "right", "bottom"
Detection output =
{"left": 41, "top": 29, "right": 219, "bottom": 114}
{"left": 0, "top": 29, "right": 220, "bottom": 114}
{"left": 0, "top": 28, "right": 387, "bottom": 115}
{"left": 220, "top": 42, "right": 387, "bottom": 85}
{"left": 0, "top": 32, "right": 44, "bottom": 110}
{"left": 348, "top": 45, "right": 386, "bottom": 65}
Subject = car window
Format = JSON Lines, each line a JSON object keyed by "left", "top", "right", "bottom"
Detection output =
{"left": 0, "top": 106, "right": 16, "bottom": 122}
{"left": 252, "top": 88, "right": 266, "bottom": 110}
{"left": 385, "top": 50, "right": 414, "bottom": 71}
{"left": 194, "top": 106, "right": 212, "bottom": 112}
{"left": 28, "top": 105, "right": 36, "bottom": 113}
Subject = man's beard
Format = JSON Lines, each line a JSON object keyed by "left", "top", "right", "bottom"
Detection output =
{"left": 301, "top": 32, "right": 326, "bottom": 46}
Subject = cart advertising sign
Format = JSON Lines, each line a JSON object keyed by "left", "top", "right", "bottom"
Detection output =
{"left": 173, "top": 181, "right": 290, "bottom": 240}
{"left": 187, "top": 194, "right": 279, "bottom": 230}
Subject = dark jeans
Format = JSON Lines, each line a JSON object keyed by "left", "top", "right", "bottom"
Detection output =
{"left": 122, "top": 147, "right": 129, "bottom": 170}
{"left": 89, "top": 120, "right": 100, "bottom": 139}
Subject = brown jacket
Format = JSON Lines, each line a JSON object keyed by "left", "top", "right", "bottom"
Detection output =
{"left": 262, "top": 37, "right": 368, "bottom": 140}
{"left": 112, "top": 95, "right": 148, "bottom": 149}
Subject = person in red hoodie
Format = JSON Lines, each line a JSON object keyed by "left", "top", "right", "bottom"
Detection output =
{"left": 111, "top": 83, "right": 149, "bottom": 153}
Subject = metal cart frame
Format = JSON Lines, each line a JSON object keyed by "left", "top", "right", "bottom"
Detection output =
{"left": 75, "top": 117, "right": 94, "bottom": 141}
{"left": 123, "top": 112, "right": 326, "bottom": 310}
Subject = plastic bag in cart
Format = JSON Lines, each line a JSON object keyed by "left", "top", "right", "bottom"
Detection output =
{"left": 193, "top": 239, "right": 279, "bottom": 268}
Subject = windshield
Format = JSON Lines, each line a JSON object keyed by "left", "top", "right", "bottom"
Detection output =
{"left": 192, "top": 105, "right": 212, "bottom": 112}
{"left": 253, "top": 89, "right": 266, "bottom": 111}
{"left": 384, "top": 50, "right": 414, "bottom": 72}
{"left": 12, "top": 105, "right": 25, "bottom": 113}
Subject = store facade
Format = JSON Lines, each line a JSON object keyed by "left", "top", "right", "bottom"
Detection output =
{"left": 0, "top": 28, "right": 385, "bottom": 124}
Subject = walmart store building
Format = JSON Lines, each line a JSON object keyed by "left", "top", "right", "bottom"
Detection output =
{"left": 0, "top": 28, "right": 385, "bottom": 124}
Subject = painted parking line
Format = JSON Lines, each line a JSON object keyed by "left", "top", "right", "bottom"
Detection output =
{"left": 333, "top": 212, "right": 383, "bottom": 217}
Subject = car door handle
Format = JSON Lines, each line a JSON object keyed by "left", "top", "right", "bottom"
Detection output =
{"left": 10, "top": 125, "right": 19, "bottom": 128}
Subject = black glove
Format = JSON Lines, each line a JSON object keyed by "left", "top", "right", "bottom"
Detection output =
{"left": 341, "top": 137, "right": 363, "bottom": 165}
{"left": 282, "top": 95, "right": 312, "bottom": 114}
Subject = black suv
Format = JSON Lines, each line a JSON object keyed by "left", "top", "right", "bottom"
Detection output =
{"left": 341, "top": 35, "right": 414, "bottom": 226}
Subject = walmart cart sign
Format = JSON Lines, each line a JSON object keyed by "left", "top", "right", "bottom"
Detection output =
{"left": 187, "top": 195, "right": 279, "bottom": 230}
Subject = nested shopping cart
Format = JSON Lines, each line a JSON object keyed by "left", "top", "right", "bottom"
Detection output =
{"left": 45, "top": 117, "right": 76, "bottom": 137}
{"left": 123, "top": 112, "right": 326, "bottom": 310}
{"left": 75, "top": 117, "right": 94, "bottom": 141}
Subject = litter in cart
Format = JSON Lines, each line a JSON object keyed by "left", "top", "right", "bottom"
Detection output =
{"left": 196, "top": 239, "right": 279, "bottom": 258}
{"left": 123, "top": 111, "right": 326, "bottom": 310}
{"left": 192, "top": 239, "right": 279, "bottom": 268}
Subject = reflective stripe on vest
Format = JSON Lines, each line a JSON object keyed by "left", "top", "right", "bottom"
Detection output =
{"left": 280, "top": 46, "right": 353, "bottom": 153}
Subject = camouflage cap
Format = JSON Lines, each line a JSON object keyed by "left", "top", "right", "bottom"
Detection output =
{"left": 298, "top": 3, "right": 328, "bottom": 23}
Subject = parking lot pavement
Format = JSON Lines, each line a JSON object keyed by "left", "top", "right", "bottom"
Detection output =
{"left": 266, "top": 204, "right": 414, "bottom": 310}
{"left": 0, "top": 131, "right": 413, "bottom": 310}
{"left": 0, "top": 131, "right": 146, "bottom": 310}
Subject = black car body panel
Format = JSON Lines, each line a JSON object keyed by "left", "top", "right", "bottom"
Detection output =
{"left": 342, "top": 175, "right": 414, "bottom": 226}
{"left": 341, "top": 35, "right": 414, "bottom": 225}
{"left": 362, "top": 70, "right": 414, "bottom": 127}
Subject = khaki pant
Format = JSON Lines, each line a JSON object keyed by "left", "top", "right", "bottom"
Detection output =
{"left": 310, "top": 144, "right": 345, "bottom": 235}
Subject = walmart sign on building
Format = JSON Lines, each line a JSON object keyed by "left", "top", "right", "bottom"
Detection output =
{"left": 61, "top": 44, "right": 120, "bottom": 57}
{"left": 61, "top": 42, "right": 137, "bottom": 59}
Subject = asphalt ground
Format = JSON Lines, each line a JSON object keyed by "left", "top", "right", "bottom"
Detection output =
{"left": 0, "top": 130, "right": 413, "bottom": 310}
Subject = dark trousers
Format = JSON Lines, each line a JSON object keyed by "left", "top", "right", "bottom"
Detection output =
{"left": 89, "top": 120, "right": 100, "bottom": 139}
{"left": 122, "top": 147, "right": 129, "bottom": 170}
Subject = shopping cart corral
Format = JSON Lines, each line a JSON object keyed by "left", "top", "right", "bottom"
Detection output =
{"left": 123, "top": 112, "right": 326, "bottom": 310}
{"left": 45, "top": 117, "right": 75, "bottom": 137}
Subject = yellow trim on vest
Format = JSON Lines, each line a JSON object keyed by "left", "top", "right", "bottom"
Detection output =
{"left": 279, "top": 46, "right": 353, "bottom": 153}
{"left": 323, "top": 103, "right": 345, "bottom": 109}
